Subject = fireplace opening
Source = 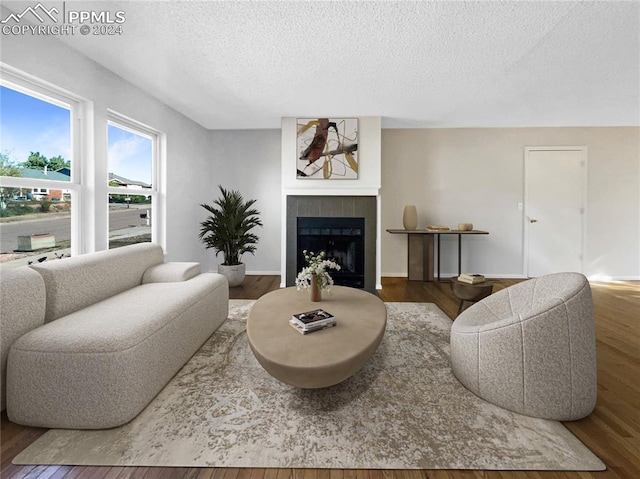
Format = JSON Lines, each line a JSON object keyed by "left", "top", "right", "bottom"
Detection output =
{"left": 297, "top": 217, "right": 365, "bottom": 289}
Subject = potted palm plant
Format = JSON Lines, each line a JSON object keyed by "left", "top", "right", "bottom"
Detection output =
{"left": 198, "top": 186, "right": 262, "bottom": 287}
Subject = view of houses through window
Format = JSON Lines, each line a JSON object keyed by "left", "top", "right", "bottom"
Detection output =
{"left": 0, "top": 84, "right": 74, "bottom": 269}
{"left": 107, "top": 120, "right": 155, "bottom": 248}
{"left": 0, "top": 80, "right": 161, "bottom": 267}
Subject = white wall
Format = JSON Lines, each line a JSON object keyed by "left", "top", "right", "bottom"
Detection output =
{"left": 206, "top": 130, "right": 282, "bottom": 274}
{"left": 208, "top": 125, "right": 639, "bottom": 282}
{"left": 0, "top": 6, "right": 214, "bottom": 266}
{"left": 381, "top": 127, "right": 640, "bottom": 280}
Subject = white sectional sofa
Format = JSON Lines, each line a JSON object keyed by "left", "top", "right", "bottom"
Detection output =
{"left": 0, "top": 243, "right": 228, "bottom": 429}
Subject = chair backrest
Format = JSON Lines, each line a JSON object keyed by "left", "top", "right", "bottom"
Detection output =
{"left": 30, "top": 243, "right": 164, "bottom": 323}
{"left": 478, "top": 272, "right": 591, "bottom": 320}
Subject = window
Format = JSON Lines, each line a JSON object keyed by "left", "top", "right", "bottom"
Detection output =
{"left": 1, "top": 66, "right": 165, "bottom": 260}
{"left": 0, "top": 76, "right": 79, "bottom": 269}
{"left": 107, "top": 114, "right": 160, "bottom": 249}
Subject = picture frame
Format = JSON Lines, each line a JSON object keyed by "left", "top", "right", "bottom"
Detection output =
{"left": 296, "top": 118, "right": 358, "bottom": 179}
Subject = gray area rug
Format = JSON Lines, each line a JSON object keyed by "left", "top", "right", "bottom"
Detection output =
{"left": 15, "top": 300, "right": 605, "bottom": 470}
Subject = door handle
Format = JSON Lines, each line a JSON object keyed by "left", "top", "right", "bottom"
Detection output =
{"left": 529, "top": 219, "right": 538, "bottom": 223}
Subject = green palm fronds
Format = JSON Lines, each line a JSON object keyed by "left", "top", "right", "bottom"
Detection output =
{"left": 198, "top": 186, "right": 263, "bottom": 266}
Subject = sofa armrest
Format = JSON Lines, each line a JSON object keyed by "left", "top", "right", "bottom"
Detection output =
{"left": 1, "top": 267, "right": 46, "bottom": 411}
{"left": 142, "top": 262, "right": 201, "bottom": 284}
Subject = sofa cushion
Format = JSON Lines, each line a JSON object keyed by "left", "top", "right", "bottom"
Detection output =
{"left": 0, "top": 267, "right": 46, "bottom": 410}
{"left": 30, "top": 243, "right": 164, "bottom": 323}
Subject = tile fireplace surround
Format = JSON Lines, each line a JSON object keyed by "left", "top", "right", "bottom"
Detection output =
{"left": 285, "top": 195, "right": 377, "bottom": 293}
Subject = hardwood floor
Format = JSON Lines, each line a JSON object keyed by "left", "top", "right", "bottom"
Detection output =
{"left": 2, "top": 276, "right": 639, "bottom": 479}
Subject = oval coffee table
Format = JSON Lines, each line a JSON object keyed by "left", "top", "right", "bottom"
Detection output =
{"left": 247, "top": 286, "right": 387, "bottom": 388}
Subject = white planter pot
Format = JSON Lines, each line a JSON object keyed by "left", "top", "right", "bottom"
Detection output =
{"left": 218, "top": 263, "right": 245, "bottom": 287}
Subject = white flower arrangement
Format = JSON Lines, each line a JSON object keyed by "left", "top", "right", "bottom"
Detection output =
{"left": 295, "top": 250, "right": 341, "bottom": 292}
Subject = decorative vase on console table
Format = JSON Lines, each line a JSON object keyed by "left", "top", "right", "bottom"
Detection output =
{"left": 403, "top": 205, "right": 418, "bottom": 230}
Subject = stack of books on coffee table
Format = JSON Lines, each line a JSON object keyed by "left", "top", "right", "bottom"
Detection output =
{"left": 289, "top": 309, "right": 336, "bottom": 334}
{"left": 458, "top": 273, "right": 486, "bottom": 284}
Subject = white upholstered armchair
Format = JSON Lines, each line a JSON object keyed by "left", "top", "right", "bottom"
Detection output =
{"left": 450, "top": 272, "right": 597, "bottom": 421}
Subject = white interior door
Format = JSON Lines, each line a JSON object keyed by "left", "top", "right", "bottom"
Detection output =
{"left": 525, "top": 148, "right": 586, "bottom": 277}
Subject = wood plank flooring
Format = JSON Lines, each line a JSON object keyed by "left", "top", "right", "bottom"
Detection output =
{"left": 2, "top": 276, "right": 639, "bottom": 479}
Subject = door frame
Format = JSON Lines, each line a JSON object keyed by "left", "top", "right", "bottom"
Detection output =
{"left": 523, "top": 146, "right": 588, "bottom": 277}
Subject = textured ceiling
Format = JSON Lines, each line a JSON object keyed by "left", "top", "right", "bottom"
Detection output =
{"left": 5, "top": 1, "right": 640, "bottom": 129}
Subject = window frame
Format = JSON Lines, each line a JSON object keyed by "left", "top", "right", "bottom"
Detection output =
{"left": 1, "top": 65, "right": 167, "bottom": 257}
{"left": 106, "top": 111, "right": 164, "bottom": 249}
{"left": 0, "top": 67, "right": 83, "bottom": 257}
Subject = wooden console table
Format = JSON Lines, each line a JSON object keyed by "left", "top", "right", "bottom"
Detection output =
{"left": 386, "top": 229, "right": 489, "bottom": 282}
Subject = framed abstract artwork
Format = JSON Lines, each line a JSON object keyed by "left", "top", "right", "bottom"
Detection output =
{"left": 296, "top": 118, "right": 358, "bottom": 179}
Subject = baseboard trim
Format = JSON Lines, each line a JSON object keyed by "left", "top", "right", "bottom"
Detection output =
{"left": 229, "top": 272, "right": 638, "bottom": 284}
{"left": 588, "top": 275, "right": 640, "bottom": 282}
{"left": 382, "top": 273, "right": 640, "bottom": 282}
{"left": 381, "top": 273, "right": 529, "bottom": 279}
